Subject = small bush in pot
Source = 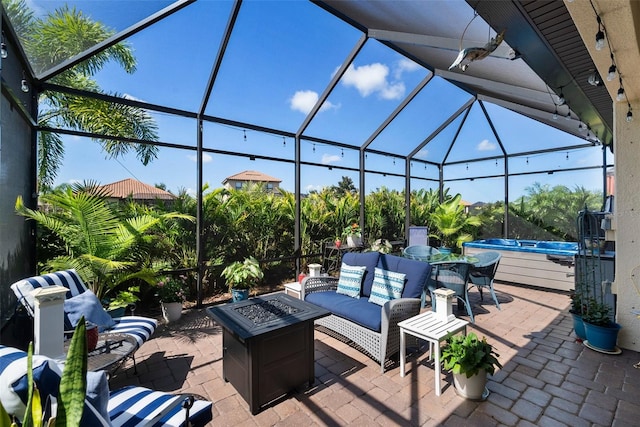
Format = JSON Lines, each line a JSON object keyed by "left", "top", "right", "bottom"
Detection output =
{"left": 222, "top": 257, "right": 264, "bottom": 301}
{"left": 441, "top": 332, "right": 502, "bottom": 378}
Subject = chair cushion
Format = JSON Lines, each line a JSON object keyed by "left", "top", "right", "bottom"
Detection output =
{"left": 305, "top": 291, "right": 382, "bottom": 331}
{"left": 336, "top": 263, "right": 366, "bottom": 298}
{"left": 378, "top": 254, "right": 432, "bottom": 299}
{"left": 11, "top": 270, "right": 89, "bottom": 315}
{"left": 0, "top": 345, "right": 111, "bottom": 426}
{"left": 108, "top": 386, "right": 213, "bottom": 427}
{"left": 368, "top": 268, "right": 406, "bottom": 306}
{"left": 64, "top": 290, "right": 116, "bottom": 332}
{"left": 107, "top": 316, "right": 158, "bottom": 349}
{"left": 341, "top": 252, "right": 380, "bottom": 297}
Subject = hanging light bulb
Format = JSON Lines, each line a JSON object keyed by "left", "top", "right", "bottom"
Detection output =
{"left": 552, "top": 106, "right": 558, "bottom": 120}
{"left": 627, "top": 104, "right": 634, "bottom": 122}
{"left": 595, "top": 16, "right": 605, "bottom": 51}
{"left": 312, "top": 143, "right": 316, "bottom": 153}
{"left": 566, "top": 152, "right": 569, "bottom": 160}
{"left": 20, "top": 71, "right": 29, "bottom": 93}
{"left": 0, "top": 35, "right": 6, "bottom": 59}
{"left": 282, "top": 136, "right": 286, "bottom": 147}
{"left": 557, "top": 89, "right": 565, "bottom": 106}
{"left": 243, "top": 130, "right": 247, "bottom": 142}
{"left": 617, "top": 79, "right": 625, "bottom": 101}
{"left": 607, "top": 55, "right": 616, "bottom": 81}
{"left": 341, "top": 148, "right": 344, "bottom": 158}
{"left": 587, "top": 71, "right": 602, "bottom": 87}
{"left": 578, "top": 122, "right": 584, "bottom": 132}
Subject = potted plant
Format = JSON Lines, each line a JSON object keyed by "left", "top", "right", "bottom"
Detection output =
{"left": 370, "top": 238, "right": 393, "bottom": 254}
{"left": 582, "top": 297, "right": 621, "bottom": 352}
{"left": 568, "top": 288, "right": 587, "bottom": 341}
{"left": 441, "top": 332, "right": 502, "bottom": 400}
{"left": 105, "top": 286, "right": 140, "bottom": 318}
{"left": 157, "top": 275, "right": 187, "bottom": 323}
{"left": 343, "top": 223, "right": 362, "bottom": 247}
{"left": 221, "top": 256, "right": 264, "bottom": 302}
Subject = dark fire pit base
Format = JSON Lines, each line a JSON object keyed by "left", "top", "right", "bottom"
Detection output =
{"left": 207, "top": 293, "right": 329, "bottom": 414}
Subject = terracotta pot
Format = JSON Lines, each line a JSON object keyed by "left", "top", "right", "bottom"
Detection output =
{"left": 86, "top": 325, "right": 99, "bottom": 352}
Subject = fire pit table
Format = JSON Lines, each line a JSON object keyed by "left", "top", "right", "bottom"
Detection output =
{"left": 206, "top": 293, "right": 329, "bottom": 414}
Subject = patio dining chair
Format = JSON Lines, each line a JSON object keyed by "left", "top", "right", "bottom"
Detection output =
{"left": 468, "top": 251, "right": 502, "bottom": 309}
{"left": 10, "top": 270, "right": 157, "bottom": 368}
{"left": 402, "top": 245, "right": 440, "bottom": 262}
{"left": 431, "top": 261, "right": 474, "bottom": 323}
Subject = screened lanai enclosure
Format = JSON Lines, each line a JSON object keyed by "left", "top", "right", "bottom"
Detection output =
{"left": 1, "top": 0, "right": 614, "bottom": 313}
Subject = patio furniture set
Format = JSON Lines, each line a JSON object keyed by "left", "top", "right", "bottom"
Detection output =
{"left": 0, "top": 246, "right": 500, "bottom": 420}
{"left": 1, "top": 269, "right": 213, "bottom": 426}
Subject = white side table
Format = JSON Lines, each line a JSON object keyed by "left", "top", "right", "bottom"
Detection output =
{"left": 398, "top": 311, "right": 468, "bottom": 396}
{"left": 284, "top": 281, "right": 302, "bottom": 299}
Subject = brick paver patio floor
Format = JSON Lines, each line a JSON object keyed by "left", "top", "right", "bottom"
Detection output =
{"left": 109, "top": 282, "right": 640, "bottom": 426}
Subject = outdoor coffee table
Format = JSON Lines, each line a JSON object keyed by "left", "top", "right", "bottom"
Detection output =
{"left": 60, "top": 332, "right": 137, "bottom": 374}
{"left": 398, "top": 311, "right": 468, "bottom": 396}
{"left": 206, "top": 293, "right": 329, "bottom": 414}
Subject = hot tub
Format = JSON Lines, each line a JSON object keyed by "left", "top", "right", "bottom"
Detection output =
{"left": 463, "top": 239, "right": 578, "bottom": 291}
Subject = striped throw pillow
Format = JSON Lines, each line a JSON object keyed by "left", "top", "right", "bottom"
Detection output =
{"left": 336, "top": 263, "right": 367, "bottom": 298}
{"left": 368, "top": 267, "right": 406, "bottom": 306}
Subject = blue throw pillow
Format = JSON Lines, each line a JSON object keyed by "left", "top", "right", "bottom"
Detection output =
{"left": 368, "top": 267, "right": 406, "bottom": 306}
{"left": 336, "top": 263, "right": 366, "bottom": 298}
{"left": 64, "top": 290, "right": 115, "bottom": 332}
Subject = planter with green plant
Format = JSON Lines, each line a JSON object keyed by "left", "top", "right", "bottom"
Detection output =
{"left": 157, "top": 275, "right": 188, "bottom": 323}
{"left": 582, "top": 297, "right": 621, "bottom": 352}
{"left": 441, "top": 332, "right": 502, "bottom": 400}
{"left": 105, "top": 287, "right": 140, "bottom": 318}
{"left": 343, "top": 223, "right": 362, "bottom": 247}
{"left": 221, "top": 257, "right": 264, "bottom": 302}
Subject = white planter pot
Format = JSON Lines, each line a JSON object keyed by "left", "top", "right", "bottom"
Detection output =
{"left": 161, "top": 302, "right": 183, "bottom": 323}
{"left": 452, "top": 369, "right": 488, "bottom": 400}
{"left": 346, "top": 235, "right": 362, "bottom": 247}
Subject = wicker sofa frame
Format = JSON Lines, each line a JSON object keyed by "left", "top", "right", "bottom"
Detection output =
{"left": 302, "top": 273, "right": 426, "bottom": 373}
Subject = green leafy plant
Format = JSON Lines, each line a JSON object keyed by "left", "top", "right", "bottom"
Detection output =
{"left": 342, "top": 222, "right": 361, "bottom": 238}
{"left": 0, "top": 317, "right": 88, "bottom": 426}
{"left": 369, "top": 238, "right": 393, "bottom": 254}
{"left": 429, "top": 194, "right": 481, "bottom": 250}
{"left": 441, "top": 332, "right": 502, "bottom": 378}
{"left": 156, "top": 275, "right": 187, "bottom": 303}
{"left": 107, "top": 287, "right": 140, "bottom": 311}
{"left": 221, "top": 257, "right": 264, "bottom": 291}
{"left": 582, "top": 298, "right": 612, "bottom": 326}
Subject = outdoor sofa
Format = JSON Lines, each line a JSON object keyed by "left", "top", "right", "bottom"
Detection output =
{"left": 302, "top": 251, "right": 432, "bottom": 372}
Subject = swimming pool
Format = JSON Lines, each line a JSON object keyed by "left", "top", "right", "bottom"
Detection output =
{"left": 463, "top": 239, "right": 579, "bottom": 291}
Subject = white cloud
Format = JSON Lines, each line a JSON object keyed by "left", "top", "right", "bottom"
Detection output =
{"left": 477, "top": 139, "right": 497, "bottom": 151}
{"left": 305, "top": 184, "right": 324, "bottom": 193}
{"left": 289, "top": 90, "right": 338, "bottom": 114}
{"left": 415, "top": 149, "right": 429, "bottom": 159}
{"left": 394, "top": 58, "right": 421, "bottom": 79}
{"left": 340, "top": 63, "right": 405, "bottom": 100}
{"left": 321, "top": 154, "right": 341, "bottom": 165}
{"left": 187, "top": 153, "right": 213, "bottom": 163}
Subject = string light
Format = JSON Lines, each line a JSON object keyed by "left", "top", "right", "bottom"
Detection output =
{"left": 1, "top": 32, "right": 7, "bottom": 59}
{"left": 282, "top": 136, "right": 286, "bottom": 147}
{"left": 341, "top": 148, "right": 344, "bottom": 158}
{"left": 243, "top": 130, "right": 247, "bottom": 142}
{"left": 627, "top": 103, "right": 633, "bottom": 122}
{"left": 20, "top": 71, "right": 29, "bottom": 93}
{"left": 606, "top": 53, "right": 616, "bottom": 81}
{"left": 595, "top": 15, "right": 605, "bottom": 51}
{"left": 616, "top": 78, "right": 625, "bottom": 102}
{"left": 312, "top": 143, "right": 316, "bottom": 153}
{"left": 552, "top": 106, "right": 558, "bottom": 120}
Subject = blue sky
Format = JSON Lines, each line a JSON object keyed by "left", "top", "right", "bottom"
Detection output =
{"left": 27, "top": 0, "right": 609, "bottom": 202}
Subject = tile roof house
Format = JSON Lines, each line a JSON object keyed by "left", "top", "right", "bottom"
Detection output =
{"left": 96, "top": 178, "right": 176, "bottom": 204}
{"left": 222, "top": 170, "right": 282, "bottom": 193}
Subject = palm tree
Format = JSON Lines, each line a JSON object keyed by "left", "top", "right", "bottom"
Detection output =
{"left": 4, "top": 0, "right": 159, "bottom": 190}
{"left": 14, "top": 183, "right": 193, "bottom": 300}
{"left": 429, "top": 194, "right": 481, "bottom": 250}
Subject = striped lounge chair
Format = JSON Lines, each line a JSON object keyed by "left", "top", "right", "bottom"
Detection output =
{"left": 10, "top": 270, "right": 157, "bottom": 356}
{"left": 0, "top": 345, "right": 213, "bottom": 426}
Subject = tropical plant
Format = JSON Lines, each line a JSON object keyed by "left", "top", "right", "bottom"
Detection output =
{"left": 441, "top": 332, "right": 502, "bottom": 378}
{"left": 221, "top": 256, "right": 264, "bottom": 291}
{"left": 107, "top": 286, "right": 140, "bottom": 311}
{"left": 15, "top": 182, "right": 194, "bottom": 300}
{"left": 4, "top": 0, "right": 159, "bottom": 190}
{"left": 343, "top": 222, "right": 361, "bottom": 238}
{"left": 156, "top": 275, "right": 188, "bottom": 303}
{"left": 429, "top": 194, "right": 481, "bottom": 250}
